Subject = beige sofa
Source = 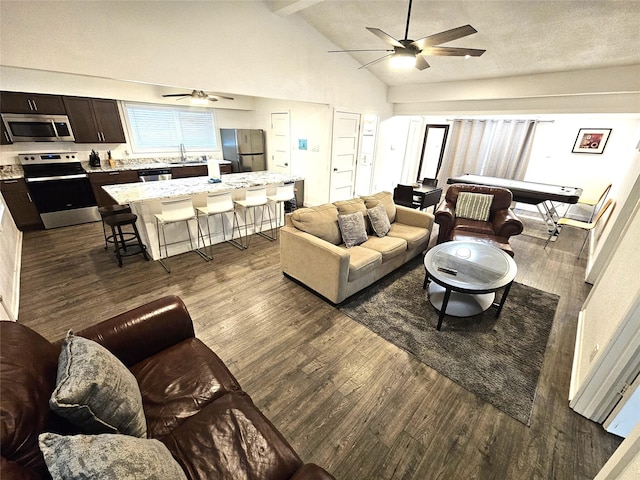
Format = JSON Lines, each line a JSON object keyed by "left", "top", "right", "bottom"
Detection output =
{"left": 280, "top": 191, "right": 434, "bottom": 304}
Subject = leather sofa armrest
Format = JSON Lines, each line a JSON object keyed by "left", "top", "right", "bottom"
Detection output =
{"left": 291, "top": 463, "right": 336, "bottom": 480}
{"left": 1, "top": 456, "right": 42, "bottom": 480}
{"left": 71, "top": 295, "right": 196, "bottom": 367}
{"left": 434, "top": 200, "right": 456, "bottom": 243}
{"left": 491, "top": 208, "right": 524, "bottom": 238}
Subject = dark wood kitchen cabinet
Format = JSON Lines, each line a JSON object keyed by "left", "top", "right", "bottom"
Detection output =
{"left": 63, "top": 96, "right": 126, "bottom": 144}
{"left": 171, "top": 163, "right": 231, "bottom": 179}
{"left": 0, "top": 91, "right": 66, "bottom": 114}
{"left": 88, "top": 170, "right": 139, "bottom": 207}
{"left": 0, "top": 178, "right": 43, "bottom": 230}
{"left": 170, "top": 165, "right": 208, "bottom": 179}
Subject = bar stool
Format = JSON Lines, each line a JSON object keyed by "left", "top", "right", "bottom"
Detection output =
{"left": 267, "top": 182, "right": 295, "bottom": 239}
{"left": 196, "top": 191, "right": 244, "bottom": 258}
{"left": 103, "top": 213, "right": 149, "bottom": 267}
{"left": 234, "top": 186, "right": 275, "bottom": 248}
{"left": 98, "top": 204, "right": 132, "bottom": 250}
{"left": 154, "top": 198, "right": 208, "bottom": 273}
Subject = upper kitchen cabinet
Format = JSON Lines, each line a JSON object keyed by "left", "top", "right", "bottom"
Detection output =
{"left": 0, "top": 91, "right": 66, "bottom": 115}
{"left": 63, "top": 96, "right": 126, "bottom": 144}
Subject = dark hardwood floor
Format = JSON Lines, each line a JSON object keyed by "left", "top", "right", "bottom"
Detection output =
{"left": 17, "top": 216, "right": 622, "bottom": 479}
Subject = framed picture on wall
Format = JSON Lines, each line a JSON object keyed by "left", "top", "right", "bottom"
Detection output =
{"left": 572, "top": 128, "right": 612, "bottom": 154}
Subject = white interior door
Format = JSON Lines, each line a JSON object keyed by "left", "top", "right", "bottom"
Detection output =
{"left": 270, "top": 112, "right": 291, "bottom": 174}
{"left": 330, "top": 110, "right": 361, "bottom": 202}
{"left": 354, "top": 114, "right": 377, "bottom": 196}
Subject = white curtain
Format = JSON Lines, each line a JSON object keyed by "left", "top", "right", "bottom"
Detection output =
{"left": 437, "top": 119, "right": 538, "bottom": 183}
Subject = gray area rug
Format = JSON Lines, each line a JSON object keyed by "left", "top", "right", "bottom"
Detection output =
{"left": 338, "top": 256, "right": 559, "bottom": 425}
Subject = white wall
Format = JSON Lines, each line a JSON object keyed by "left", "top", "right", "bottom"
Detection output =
{"left": 525, "top": 116, "right": 640, "bottom": 195}
{"left": 0, "top": 1, "right": 391, "bottom": 115}
{"left": 253, "top": 97, "right": 333, "bottom": 206}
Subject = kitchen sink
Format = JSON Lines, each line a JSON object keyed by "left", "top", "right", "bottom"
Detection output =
{"left": 168, "top": 160, "right": 207, "bottom": 166}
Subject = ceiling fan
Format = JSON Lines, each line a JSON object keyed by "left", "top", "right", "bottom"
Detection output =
{"left": 329, "top": 0, "right": 485, "bottom": 70}
{"left": 162, "top": 90, "right": 234, "bottom": 104}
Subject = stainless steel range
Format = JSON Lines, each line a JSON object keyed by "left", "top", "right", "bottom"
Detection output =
{"left": 19, "top": 152, "right": 100, "bottom": 229}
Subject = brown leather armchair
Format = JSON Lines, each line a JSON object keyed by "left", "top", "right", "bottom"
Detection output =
{"left": 434, "top": 183, "right": 523, "bottom": 256}
{"left": 0, "top": 296, "right": 335, "bottom": 480}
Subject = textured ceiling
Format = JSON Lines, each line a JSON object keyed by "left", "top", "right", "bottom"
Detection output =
{"left": 291, "top": 0, "right": 640, "bottom": 87}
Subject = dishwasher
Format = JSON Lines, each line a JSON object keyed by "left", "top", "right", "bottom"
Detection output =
{"left": 138, "top": 168, "right": 172, "bottom": 182}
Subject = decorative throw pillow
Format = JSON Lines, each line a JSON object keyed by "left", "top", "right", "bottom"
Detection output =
{"left": 39, "top": 432, "right": 188, "bottom": 480}
{"left": 337, "top": 211, "right": 368, "bottom": 248}
{"left": 49, "top": 332, "right": 147, "bottom": 437}
{"left": 456, "top": 192, "right": 494, "bottom": 221}
{"left": 361, "top": 191, "right": 397, "bottom": 223}
{"left": 367, "top": 203, "right": 391, "bottom": 237}
{"left": 334, "top": 198, "right": 371, "bottom": 235}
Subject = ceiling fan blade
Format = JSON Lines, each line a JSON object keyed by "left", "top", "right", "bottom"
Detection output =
{"left": 415, "top": 55, "right": 430, "bottom": 70}
{"left": 209, "top": 95, "right": 234, "bottom": 101}
{"left": 359, "top": 53, "right": 394, "bottom": 69}
{"left": 423, "top": 46, "right": 486, "bottom": 57}
{"left": 162, "top": 93, "right": 190, "bottom": 98}
{"left": 412, "top": 24, "right": 478, "bottom": 50}
{"left": 328, "top": 48, "right": 395, "bottom": 53}
{"left": 366, "top": 27, "right": 404, "bottom": 47}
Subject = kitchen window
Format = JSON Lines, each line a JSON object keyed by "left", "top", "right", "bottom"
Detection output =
{"left": 124, "top": 103, "right": 218, "bottom": 153}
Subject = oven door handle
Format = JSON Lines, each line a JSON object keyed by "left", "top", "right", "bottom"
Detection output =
{"left": 26, "top": 174, "right": 88, "bottom": 182}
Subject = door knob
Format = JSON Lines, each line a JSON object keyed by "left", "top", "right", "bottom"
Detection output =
{"left": 333, "top": 168, "right": 338, "bottom": 172}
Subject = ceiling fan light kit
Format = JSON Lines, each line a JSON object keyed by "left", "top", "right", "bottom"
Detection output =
{"left": 389, "top": 50, "right": 416, "bottom": 69}
{"left": 330, "top": 0, "right": 485, "bottom": 71}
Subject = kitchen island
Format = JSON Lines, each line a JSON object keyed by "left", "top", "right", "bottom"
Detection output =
{"left": 103, "top": 171, "right": 303, "bottom": 261}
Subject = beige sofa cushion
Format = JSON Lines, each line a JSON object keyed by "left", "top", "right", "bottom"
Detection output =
{"left": 339, "top": 245, "right": 382, "bottom": 281}
{"left": 290, "top": 204, "right": 342, "bottom": 245}
{"left": 334, "top": 198, "right": 366, "bottom": 215}
{"left": 360, "top": 236, "right": 407, "bottom": 262}
{"left": 388, "top": 223, "right": 431, "bottom": 251}
{"left": 334, "top": 198, "right": 372, "bottom": 234}
{"left": 361, "top": 191, "right": 397, "bottom": 223}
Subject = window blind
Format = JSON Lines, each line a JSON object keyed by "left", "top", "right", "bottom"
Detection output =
{"left": 124, "top": 103, "right": 218, "bottom": 153}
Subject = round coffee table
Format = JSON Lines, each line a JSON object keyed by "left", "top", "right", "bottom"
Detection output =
{"left": 423, "top": 241, "right": 517, "bottom": 331}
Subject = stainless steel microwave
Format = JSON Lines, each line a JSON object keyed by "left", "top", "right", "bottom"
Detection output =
{"left": 1, "top": 113, "right": 75, "bottom": 142}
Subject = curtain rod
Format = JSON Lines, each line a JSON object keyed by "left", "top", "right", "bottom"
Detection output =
{"left": 445, "top": 118, "right": 555, "bottom": 123}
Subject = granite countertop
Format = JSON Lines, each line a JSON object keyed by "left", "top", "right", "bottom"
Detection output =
{"left": 103, "top": 171, "right": 303, "bottom": 204}
{"left": 82, "top": 157, "right": 231, "bottom": 173}
{"left": 0, "top": 157, "right": 231, "bottom": 179}
{"left": 0, "top": 165, "right": 24, "bottom": 181}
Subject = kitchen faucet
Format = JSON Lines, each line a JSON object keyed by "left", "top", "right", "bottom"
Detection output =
{"left": 180, "top": 143, "right": 186, "bottom": 162}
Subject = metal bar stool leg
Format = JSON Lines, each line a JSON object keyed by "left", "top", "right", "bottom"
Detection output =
{"left": 110, "top": 223, "right": 123, "bottom": 267}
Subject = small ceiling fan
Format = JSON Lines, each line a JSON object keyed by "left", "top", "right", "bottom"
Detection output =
{"left": 162, "top": 90, "right": 234, "bottom": 104}
{"left": 329, "top": 0, "right": 485, "bottom": 70}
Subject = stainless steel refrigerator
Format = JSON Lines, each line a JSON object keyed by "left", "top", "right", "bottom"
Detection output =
{"left": 220, "top": 129, "right": 266, "bottom": 173}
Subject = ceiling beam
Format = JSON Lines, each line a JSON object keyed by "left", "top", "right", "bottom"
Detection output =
{"left": 268, "top": 0, "right": 323, "bottom": 17}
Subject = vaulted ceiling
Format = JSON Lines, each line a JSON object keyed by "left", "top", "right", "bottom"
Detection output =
{"left": 271, "top": 0, "right": 640, "bottom": 88}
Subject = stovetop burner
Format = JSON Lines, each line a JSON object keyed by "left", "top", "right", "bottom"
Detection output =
{"left": 22, "top": 163, "right": 86, "bottom": 178}
{"left": 19, "top": 152, "right": 85, "bottom": 178}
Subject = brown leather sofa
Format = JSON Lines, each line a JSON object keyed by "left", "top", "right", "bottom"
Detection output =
{"left": 0, "top": 296, "right": 334, "bottom": 480}
{"left": 434, "top": 183, "right": 524, "bottom": 256}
